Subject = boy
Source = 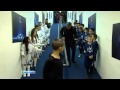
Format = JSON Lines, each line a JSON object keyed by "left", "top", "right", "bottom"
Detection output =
{"left": 84, "top": 35, "right": 96, "bottom": 79}
{"left": 43, "top": 39, "right": 64, "bottom": 79}
{"left": 89, "top": 28, "right": 95, "bottom": 36}
{"left": 91, "top": 33, "right": 99, "bottom": 61}
{"left": 78, "top": 24, "right": 85, "bottom": 57}
{"left": 83, "top": 28, "right": 89, "bottom": 43}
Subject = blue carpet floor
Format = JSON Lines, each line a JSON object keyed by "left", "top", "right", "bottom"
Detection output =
{"left": 21, "top": 23, "right": 101, "bottom": 79}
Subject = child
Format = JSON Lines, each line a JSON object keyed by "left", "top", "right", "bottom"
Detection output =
{"left": 84, "top": 35, "right": 96, "bottom": 79}
{"left": 91, "top": 34, "right": 99, "bottom": 67}
{"left": 21, "top": 37, "right": 42, "bottom": 77}
{"left": 43, "top": 39, "right": 64, "bottom": 79}
{"left": 83, "top": 28, "right": 89, "bottom": 43}
{"left": 78, "top": 25, "right": 85, "bottom": 57}
{"left": 89, "top": 28, "right": 95, "bottom": 36}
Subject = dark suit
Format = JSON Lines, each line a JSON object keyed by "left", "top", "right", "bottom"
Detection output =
{"left": 60, "top": 26, "right": 77, "bottom": 65}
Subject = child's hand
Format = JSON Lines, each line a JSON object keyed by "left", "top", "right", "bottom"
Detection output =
{"left": 89, "top": 55, "right": 93, "bottom": 59}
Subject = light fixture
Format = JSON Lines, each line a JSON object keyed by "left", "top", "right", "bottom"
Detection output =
{"left": 59, "top": 11, "right": 61, "bottom": 13}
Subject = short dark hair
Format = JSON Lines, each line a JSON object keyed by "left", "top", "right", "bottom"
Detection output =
{"left": 84, "top": 27, "right": 89, "bottom": 31}
{"left": 74, "top": 22, "right": 77, "bottom": 24}
{"left": 35, "top": 25, "right": 38, "bottom": 28}
{"left": 47, "top": 23, "right": 51, "bottom": 29}
{"left": 38, "top": 22, "right": 42, "bottom": 24}
{"left": 81, "top": 24, "right": 84, "bottom": 27}
{"left": 67, "top": 22, "right": 72, "bottom": 26}
{"left": 93, "top": 34, "right": 97, "bottom": 39}
{"left": 90, "top": 28, "right": 95, "bottom": 32}
{"left": 52, "top": 39, "right": 64, "bottom": 50}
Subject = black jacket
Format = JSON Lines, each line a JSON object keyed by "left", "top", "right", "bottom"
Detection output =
{"left": 60, "top": 26, "right": 78, "bottom": 44}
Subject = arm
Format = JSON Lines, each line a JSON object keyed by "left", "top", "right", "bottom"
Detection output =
{"left": 73, "top": 27, "right": 78, "bottom": 39}
{"left": 60, "top": 27, "right": 65, "bottom": 38}
{"left": 21, "top": 44, "right": 25, "bottom": 56}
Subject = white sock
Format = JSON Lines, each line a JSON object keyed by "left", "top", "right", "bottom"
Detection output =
{"left": 34, "top": 58, "right": 37, "bottom": 67}
{"left": 30, "top": 60, "right": 33, "bottom": 67}
{"left": 27, "top": 64, "right": 30, "bottom": 71}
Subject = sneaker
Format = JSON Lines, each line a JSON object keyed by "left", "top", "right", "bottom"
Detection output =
{"left": 23, "top": 73, "right": 26, "bottom": 77}
{"left": 27, "top": 73, "right": 30, "bottom": 77}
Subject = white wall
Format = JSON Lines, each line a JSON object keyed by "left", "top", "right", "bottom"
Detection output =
{"left": 76, "top": 11, "right": 120, "bottom": 79}
{"left": 67, "top": 11, "right": 73, "bottom": 23}
{"left": 0, "top": 11, "right": 22, "bottom": 79}
{"left": 0, "top": 11, "right": 42, "bottom": 79}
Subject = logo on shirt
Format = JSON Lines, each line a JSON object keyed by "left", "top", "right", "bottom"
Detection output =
{"left": 87, "top": 46, "right": 93, "bottom": 53}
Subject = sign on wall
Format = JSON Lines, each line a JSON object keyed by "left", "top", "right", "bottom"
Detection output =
{"left": 79, "top": 13, "right": 83, "bottom": 24}
{"left": 112, "top": 23, "right": 120, "bottom": 60}
{"left": 88, "top": 13, "right": 96, "bottom": 33}
{"left": 12, "top": 11, "right": 26, "bottom": 43}
{"left": 34, "top": 12, "right": 39, "bottom": 26}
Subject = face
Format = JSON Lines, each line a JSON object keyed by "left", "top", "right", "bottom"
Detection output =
{"left": 37, "top": 26, "right": 41, "bottom": 30}
{"left": 38, "top": 23, "right": 42, "bottom": 26}
{"left": 74, "top": 24, "right": 77, "bottom": 27}
{"left": 45, "top": 20, "right": 48, "bottom": 22}
{"left": 66, "top": 25, "right": 71, "bottom": 30}
{"left": 59, "top": 45, "right": 64, "bottom": 53}
{"left": 84, "top": 29, "right": 88, "bottom": 33}
{"left": 89, "top": 29, "right": 94, "bottom": 35}
{"left": 87, "top": 36, "right": 92, "bottom": 43}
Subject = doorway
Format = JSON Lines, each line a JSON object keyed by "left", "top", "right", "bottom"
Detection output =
{"left": 53, "top": 11, "right": 67, "bottom": 23}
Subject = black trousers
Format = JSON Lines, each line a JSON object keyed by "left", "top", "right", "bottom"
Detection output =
{"left": 65, "top": 41, "right": 76, "bottom": 65}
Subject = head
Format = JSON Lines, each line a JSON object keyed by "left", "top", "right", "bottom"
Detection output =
{"left": 35, "top": 25, "right": 41, "bottom": 31}
{"left": 52, "top": 39, "right": 64, "bottom": 53}
{"left": 38, "top": 22, "right": 42, "bottom": 26}
{"left": 75, "top": 20, "right": 78, "bottom": 23}
{"left": 80, "top": 24, "right": 84, "bottom": 30}
{"left": 45, "top": 18, "right": 48, "bottom": 24}
{"left": 47, "top": 23, "right": 51, "bottom": 29}
{"left": 84, "top": 28, "right": 89, "bottom": 34}
{"left": 77, "top": 23, "right": 80, "bottom": 27}
{"left": 31, "top": 28, "right": 38, "bottom": 43}
{"left": 66, "top": 22, "right": 72, "bottom": 30}
{"left": 23, "top": 37, "right": 31, "bottom": 54}
{"left": 89, "top": 28, "right": 95, "bottom": 35}
{"left": 91, "top": 33, "right": 97, "bottom": 40}
{"left": 87, "top": 35, "right": 93, "bottom": 43}
{"left": 74, "top": 22, "right": 77, "bottom": 27}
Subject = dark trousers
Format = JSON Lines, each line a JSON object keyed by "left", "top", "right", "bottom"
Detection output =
{"left": 84, "top": 57, "right": 95, "bottom": 79}
{"left": 65, "top": 41, "right": 76, "bottom": 65}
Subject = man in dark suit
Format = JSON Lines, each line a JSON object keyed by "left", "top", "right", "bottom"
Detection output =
{"left": 60, "top": 22, "right": 78, "bottom": 66}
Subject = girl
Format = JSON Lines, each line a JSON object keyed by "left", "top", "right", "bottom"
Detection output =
{"left": 21, "top": 37, "right": 42, "bottom": 77}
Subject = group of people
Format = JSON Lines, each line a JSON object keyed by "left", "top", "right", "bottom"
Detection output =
{"left": 21, "top": 18, "right": 51, "bottom": 77}
{"left": 43, "top": 21, "right": 99, "bottom": 79}
{"left": 21, "top": 18, "right": 99, "bottom": 79}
